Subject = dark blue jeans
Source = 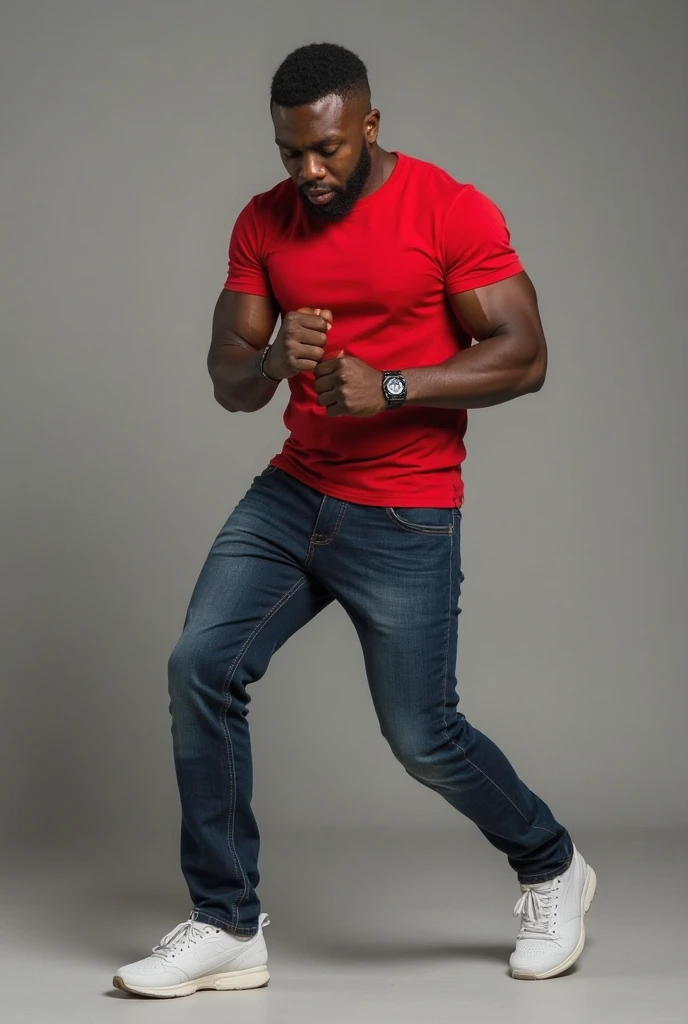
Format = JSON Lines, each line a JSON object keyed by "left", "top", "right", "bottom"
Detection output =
{"left": 168, "top": 466, "right": 572, "bottom": 936}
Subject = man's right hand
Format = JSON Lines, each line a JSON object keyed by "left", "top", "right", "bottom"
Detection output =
{"left": 264, "top": 307, "right": 333, "bottom": 381}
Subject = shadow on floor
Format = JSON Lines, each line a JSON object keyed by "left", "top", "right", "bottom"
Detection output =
{"left": 298, "top": 936, "right": 513, "bottom": 965}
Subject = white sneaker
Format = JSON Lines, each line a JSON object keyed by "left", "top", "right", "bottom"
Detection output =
{"left": 113, "top": 912, "right": 271, "bottom": 998}
{"left": 510, "top": 847, "right": 596, "bottom": 980}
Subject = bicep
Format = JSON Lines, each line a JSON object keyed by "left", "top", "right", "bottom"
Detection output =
{"left": 208, "top": 289, "right": 280, "bottom": 365}
{"left": 450, "top": 271, "right": 546, "bottom": 351}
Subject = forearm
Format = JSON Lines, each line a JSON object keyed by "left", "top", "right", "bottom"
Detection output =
{"left": 402, "top": 333, "right": 546, "bottom": 410}
{"left": 209, "top": 345, "right": 279, "bottom": 413}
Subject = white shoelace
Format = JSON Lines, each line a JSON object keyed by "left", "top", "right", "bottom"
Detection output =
{"left": 151, "top": 920, "right": 212, "bottom": 958}
{"left": 513, "top": 883, "right": 557, "bottom": 938}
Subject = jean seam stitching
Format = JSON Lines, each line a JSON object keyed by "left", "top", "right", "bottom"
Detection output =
{"left": 519, "top": 848, "right": 573, "bottom": 883}
{"left": 441, "top": 721, "right": 558, "bottom": 838}
{"left": 311, "top": 499, "right": 348, "bottom": 546}
{"left": 220, "top": 574, "right": 309, "bottom": 927}
{"left": 385, "top": 507, "right": 453, "bottom": 535}
{"left": 330, "top": 499, "right": 348, "bottom": 541}
{"left": 440, "top": 519, "right": 454, "bottom": 737}
{"left": 307, "top": 495, "right": 328, "bottom": 554}
{"left": 440, "top": 529, "right": 556, "bottom": 839}
{"left": 192, "top": 910, "right": 256, "bottom": 935}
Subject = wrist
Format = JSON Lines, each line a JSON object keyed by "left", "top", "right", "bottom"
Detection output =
{"left": 381, "top": 370, "right": 408, "bottom": 409}
{"left": 259, "top": 344, "right": 282, "bottom": 385}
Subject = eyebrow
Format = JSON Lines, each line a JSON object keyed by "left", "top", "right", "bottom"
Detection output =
{"left": 274, "top": 136, "right": 341, "bottom": 148}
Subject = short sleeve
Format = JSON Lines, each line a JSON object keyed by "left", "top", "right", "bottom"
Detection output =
{"left": 442, "top": 186, "right": 524, "bottom": 294}
{"left": 223, "top": 198, "right": 271, "bottom": 296}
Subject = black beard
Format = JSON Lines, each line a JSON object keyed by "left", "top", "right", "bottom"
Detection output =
{"left": 298, "top": 144, "right": 373, "bottom": 223}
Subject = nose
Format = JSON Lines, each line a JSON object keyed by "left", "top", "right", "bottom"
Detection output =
{"left": 299, "top": 152, "right": 327, "bottom": 187}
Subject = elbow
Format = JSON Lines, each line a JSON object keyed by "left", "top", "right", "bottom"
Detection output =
{"left": 526, "top": 350, "right": 547, "bottom": 393}
{"left": 212, "top": 382, "right": 262, "bottom": 414}
{"left": 208, "top": 361, "right": 240, "bottom": 412}
{"left": 212, "top": 382, "right": 240, "bottom": 413}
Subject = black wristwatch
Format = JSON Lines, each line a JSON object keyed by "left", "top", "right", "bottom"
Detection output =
{"left": 381, "top": 370, "right": 407, "bottom": 409}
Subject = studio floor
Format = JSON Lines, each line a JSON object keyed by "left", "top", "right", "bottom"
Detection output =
{"left": 2, "top": 827, "right": 685, "bottom": 1023}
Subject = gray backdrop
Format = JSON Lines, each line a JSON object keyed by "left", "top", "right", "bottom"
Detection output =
{"left": 2, "top": 0, "right": 686, "bottom": 864}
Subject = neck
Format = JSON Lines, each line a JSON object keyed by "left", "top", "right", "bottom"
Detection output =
{"left": 360, "top": 145, "right": 395, "bottom": 199}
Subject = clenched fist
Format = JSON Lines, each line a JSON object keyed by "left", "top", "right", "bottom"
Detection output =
{"left": 314, "top": 353, "right": 387, "bottom": 418}
{"left": 264, "top": 307, "right": 333, "bottom": 381}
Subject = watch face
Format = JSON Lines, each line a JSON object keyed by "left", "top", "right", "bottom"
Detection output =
{"left": 387, "top": 377, "right": 404, "bottom": 396}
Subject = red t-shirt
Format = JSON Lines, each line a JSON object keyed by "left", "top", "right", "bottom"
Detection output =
{"left": 224, "top": 150, "right": 523, "bottom": 507}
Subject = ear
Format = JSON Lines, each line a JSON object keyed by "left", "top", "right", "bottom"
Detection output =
{"left": 364, "top": 109, "right": 380, "bottom": 144}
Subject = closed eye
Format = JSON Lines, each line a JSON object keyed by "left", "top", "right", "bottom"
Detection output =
{"left": 282, "top": 146, "right": 340, "bottom": 159}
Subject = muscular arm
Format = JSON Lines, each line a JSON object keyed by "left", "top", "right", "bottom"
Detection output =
{"left": 207, "top": 289, "right": 281, "bottom": 413}
{"left": 402, "top": 271, "right": 548, "bottom": 409}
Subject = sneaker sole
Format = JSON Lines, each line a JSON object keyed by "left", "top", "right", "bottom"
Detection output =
{"left": 511, "top": 864, "right": 597, "bottom": 981}
{"left": 112, "top": 965, "right": 270, "bottom": 998}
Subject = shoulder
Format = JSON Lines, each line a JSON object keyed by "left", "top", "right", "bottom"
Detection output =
{"left": 250, "top": 177, "right": 298, "bottom": 228}
{"left": 400, "top": 151, "right": 473, "bottom": 201}
{"left": 399, "top": 152, "right": 504, "bottom": 242}
{"left": 230, "top": 177, "right": 297, "bottom": 253}
{"left": 401, "top": 152, "right": 506, "bottom": 218}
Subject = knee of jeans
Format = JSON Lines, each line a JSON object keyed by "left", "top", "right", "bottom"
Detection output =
{"left": 167, "top": 633, "right": 247, "bottom": 757}
{"left": 168, "top": 635, "right": 193, "bottom": 695}
{"left": 389, "top": 725, "right": 471, "bottom": 782}
{"left": 167, "top": 630, "right": 252, "bottom": 709}
{"left": 388, "top": 735, "right": 439, "bottom": 776}
{"left": 167, "top": 631, "right": 221, "bottom": 704}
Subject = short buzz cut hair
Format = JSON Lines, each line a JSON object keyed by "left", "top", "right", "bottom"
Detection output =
{"left": 270, "top": 42, "right": 370, "bottom": 109}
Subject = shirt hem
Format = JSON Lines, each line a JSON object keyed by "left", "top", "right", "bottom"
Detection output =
{"left": 446, "top": 260, "right": 524, "bottom": 294}
{"left": 223, "top": 280, "right": 271, "bottom": 297}
{"left": 269, "top": 458, "right": 464, "bottom": 508}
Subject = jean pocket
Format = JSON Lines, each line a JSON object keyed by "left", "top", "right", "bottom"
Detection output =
{"left": 385, "top": 506, "right": 455, "bottom": 535}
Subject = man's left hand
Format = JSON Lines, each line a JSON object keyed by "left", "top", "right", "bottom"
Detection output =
{"left": 314, "top": 351, "right": 387, "bottom": 417}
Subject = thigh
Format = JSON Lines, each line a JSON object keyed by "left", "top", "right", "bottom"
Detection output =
{"left": 171, "top": 467, "right": 333, "bottom": 682}
{"left": 320, "top": 505, "right": 464, "bottom": 747}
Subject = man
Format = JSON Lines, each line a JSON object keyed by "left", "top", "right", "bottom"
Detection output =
{"left": 113, "top": 42, "right": 595, "bottom": 998}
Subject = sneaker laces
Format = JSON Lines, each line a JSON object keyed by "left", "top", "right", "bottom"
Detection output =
{"left": 513, "top": 882, "right": 557, "bottom": 938}
{"left": 151, "top": 920, "right": 213, "bottom": 958}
